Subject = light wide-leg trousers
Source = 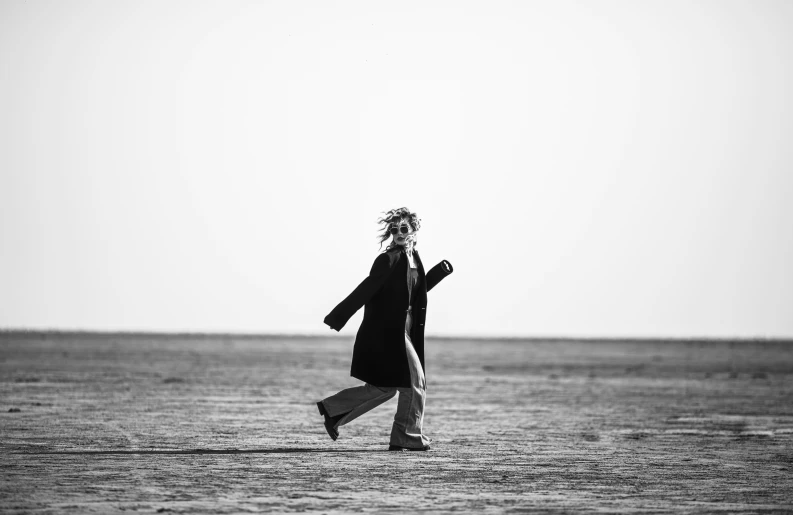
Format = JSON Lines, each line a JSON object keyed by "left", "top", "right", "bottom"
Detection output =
{"left": 320, "top": 313, "right": 430, "bottom": 448}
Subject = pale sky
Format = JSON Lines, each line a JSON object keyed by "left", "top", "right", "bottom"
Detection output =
{"left": 2, "top": 0, "right": 792, "bottom": 338}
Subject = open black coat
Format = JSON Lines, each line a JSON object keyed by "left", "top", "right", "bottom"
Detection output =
{"left": 324, "top": 246, "right": 453, "bottom": 389}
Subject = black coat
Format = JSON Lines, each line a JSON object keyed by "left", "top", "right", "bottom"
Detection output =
{"left": 324, "top": 246, "right": 453, "bottom": 388}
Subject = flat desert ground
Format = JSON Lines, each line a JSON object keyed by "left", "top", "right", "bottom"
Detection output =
{"left": 1, "top": 333, "right": 792, "bottom": 513}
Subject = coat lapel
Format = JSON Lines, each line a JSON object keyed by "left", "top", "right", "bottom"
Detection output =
{"left": 413, "top": 249, "right": 426, "bottom": 287}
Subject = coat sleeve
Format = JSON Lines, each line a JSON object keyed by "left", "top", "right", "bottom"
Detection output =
{"left": 323, "top": 253, "right": 396, "bottom": 331}
{"left": 426, "top": 259, "right": 453, "bottom": 293}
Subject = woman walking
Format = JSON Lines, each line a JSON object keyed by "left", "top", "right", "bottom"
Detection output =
{"left": 318, "top": 207, "right": 453, "bottom": 451}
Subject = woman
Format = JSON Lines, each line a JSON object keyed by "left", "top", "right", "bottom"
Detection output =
{"left": 318, "top": 207, "right": 453, "bottom": 451}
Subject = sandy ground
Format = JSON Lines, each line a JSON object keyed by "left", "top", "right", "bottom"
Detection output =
{"left": 1, "top": 332, "right": 792, "bottom": 514}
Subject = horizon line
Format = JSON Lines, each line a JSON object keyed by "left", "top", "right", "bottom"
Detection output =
{"left": 1, "top": 327, "right": 791, "bottom": 344}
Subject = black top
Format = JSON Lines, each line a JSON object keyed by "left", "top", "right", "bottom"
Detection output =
{"left": 408, "top": 267, "right": 419, "bottom": 305}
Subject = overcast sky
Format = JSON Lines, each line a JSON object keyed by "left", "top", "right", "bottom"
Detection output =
{"left": 2, "top": 0, "right": 792, "bottom": 338}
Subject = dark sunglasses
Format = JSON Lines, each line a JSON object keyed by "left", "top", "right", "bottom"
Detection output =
{"left": 389, "top": 224, "right": 412, "bottom": 235}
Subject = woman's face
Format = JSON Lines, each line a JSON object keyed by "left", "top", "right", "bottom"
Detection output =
{"left": 391, "top": 218, "right": 417, "bottom": 247}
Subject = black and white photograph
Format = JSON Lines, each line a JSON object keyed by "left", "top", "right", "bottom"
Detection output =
{"left": 2, "top": 0, "right": 792, "bottom": 512}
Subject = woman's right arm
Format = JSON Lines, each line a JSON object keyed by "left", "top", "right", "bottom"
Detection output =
{"left": 323, "top": 253, "right": 395, "bottom": 331}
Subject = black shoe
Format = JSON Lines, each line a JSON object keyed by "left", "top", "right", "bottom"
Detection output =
{"left": 316, "top": 401, "right": 339, "bottom": 441}
{"left": 388, "top": 444, "right": 431, "bottom": 452}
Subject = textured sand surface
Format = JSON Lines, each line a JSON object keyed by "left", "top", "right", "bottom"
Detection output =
{"left": 1, "top": 333, "right": 792, "bottom": 513}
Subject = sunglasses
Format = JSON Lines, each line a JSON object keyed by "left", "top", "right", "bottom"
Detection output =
{"left": 389, "top": 223, "right": 413, "bottom": 235}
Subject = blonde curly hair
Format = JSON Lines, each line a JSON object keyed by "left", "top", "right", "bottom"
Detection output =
{"left": 376, "top": 207, "right": 421, "bottom": 250}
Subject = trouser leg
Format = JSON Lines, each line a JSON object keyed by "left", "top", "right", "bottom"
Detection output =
{"left": 321, "top": 384, "right": 396, "bottom": 429}
{"left": 389, "top": 313, "right": 430, "bottom": 448}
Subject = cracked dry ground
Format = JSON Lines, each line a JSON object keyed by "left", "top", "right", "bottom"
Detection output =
{"left": 1, "top": 334, "right": 792, "bottom": 513}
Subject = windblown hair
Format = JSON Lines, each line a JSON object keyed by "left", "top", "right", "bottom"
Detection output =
{"left": 377, "top": 207, "right": 421, "bottom": 250}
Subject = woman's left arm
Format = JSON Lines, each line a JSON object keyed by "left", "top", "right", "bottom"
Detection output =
{"left": 426, "top": 259, "right": 454, "bottom": 292}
